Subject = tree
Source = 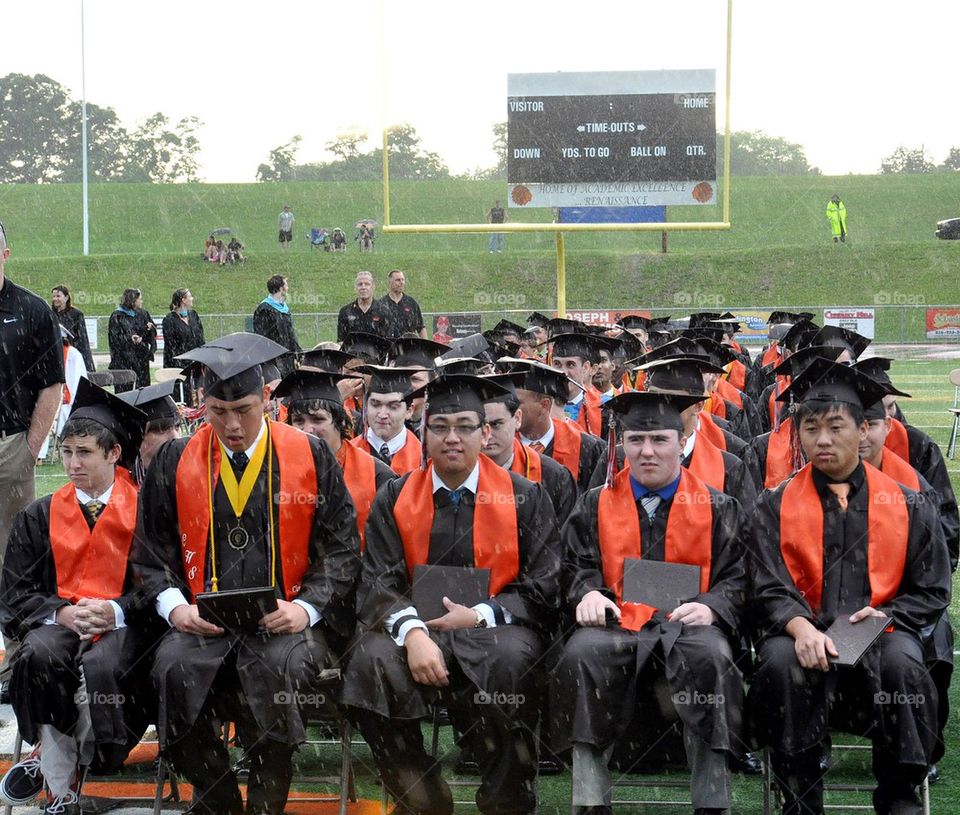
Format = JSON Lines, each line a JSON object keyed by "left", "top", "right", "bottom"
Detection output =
{"left": 60, "top": 102, "right": 131, "bottom": 183}
{"left": 717, "top": 130, "right": 815, "bottom": 176}
{"left": 940, "top": 147, "right": 960, "bottom": 172}
{"left": 879, "top": 145, "right": 935, "bottom": 174}
{"left": 123, "top": 114, "right": 202, "bottom": 183}
{"left": 0, "top": 73, "right": 75, "bottom": 182}
{"left": 256, "top": 135, "right": 303, "bottom": 182}
{"left": 325, "top": 131, "right": 367, "bottom": 161}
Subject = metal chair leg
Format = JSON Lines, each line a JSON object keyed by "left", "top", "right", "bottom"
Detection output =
{"left": 948, "top": 413, "right": 960, "bottom": 458}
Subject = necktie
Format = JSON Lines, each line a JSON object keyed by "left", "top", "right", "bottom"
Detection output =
{"left": 84, "top": 500, "right": 104, "bottom": 522}
{"left": 827, "top": 482, "right": 850, "bottom": 512}
{"left": 231, "top": 451, "right": 249, "bottom": 472}
{"left": 446, "top": 488, "right": 464, "bottom": 507}
{"left": 640, "top": 493, "right": 661, "bottom": 519}
{"left": 379, "top": 443, "right": 392, "bottom": 464}
{"left": 529, "top": 441, "right": 546, "bottom": 454}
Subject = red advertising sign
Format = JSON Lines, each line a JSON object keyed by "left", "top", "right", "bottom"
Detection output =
{"left": 926, "top": 308, "right": 960, "bottom": 338}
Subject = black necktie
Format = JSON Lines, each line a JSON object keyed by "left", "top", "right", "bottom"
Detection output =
{"left": 379, "top": 443, "right": 392, "bottom": 464}
{"left": 232, "top": 451, "right": 249, "bottom": 473}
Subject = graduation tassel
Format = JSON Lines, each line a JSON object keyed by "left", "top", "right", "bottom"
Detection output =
{"left": 419, "top": 395, "right": 429, "bottom": 471}
{"left": 604, "top": 415, "right": 617, "bottom": 490}
{"left": 772, "top": 377, "right": 782, "bottom": 432}
{"left": 360, "top": 380, "right": 368, "bottom": 439}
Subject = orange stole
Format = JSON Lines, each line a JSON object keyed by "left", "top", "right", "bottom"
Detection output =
{"left": 551, "top": 418, "right": 584, "bottom": 481}
{"left": 778, "top": 463, "right": 909, "bottom": 614}
{"left": 705, "top": 394, "right": 727, "bottom": 420}
{"left": 761, "top": 342, "right": 780, "bottom": 369}
{"left": 598, "top": 468, "right": 713, "bottom": 631}
{"left": 49, "top": 468, "right": 139, "bottom": 603}
{"left": 880, "top": 450, "right": 920, "bottom": 491}
{"left": 175, "top": 421, "right": 315, "bottom": 601}
{"left": 715, "top": 377, "right": 743, "bottom": 409}
{"left": 697, "top": 412, "right": 728, "bottom": 451}
{"left": 633, "top": 371, "right": 647, "bottom": 392}
{"left": 576, "top": 386, "right": 604, "bottom": 437}
{"left": 724, "top": 359, "right": 747, "bottom": 393}
{"left": 768, "top": 375, "right": 790, "bottom": 427}
{"left": 351, "top": 429, "right": 422, "bottom": 475}
{"left": 688, "top": 436, "right": 726, "bottom": 491}
{"left": 337, "top": 441, "right": 378, "bottom": 551}
{"left": 764, "top": 418, "right": 797, "bottom": 489}
{"left": 511, "top": 437, "right": 543, "bottom": 483}
{"left": 62, "top": 346, "right": 72, "bottom": 405}
{"left": 883, "top": 419, "right": 910, "bottom": 464}
{"left": 393, "top": 455, "right": 520, "bottom": 594}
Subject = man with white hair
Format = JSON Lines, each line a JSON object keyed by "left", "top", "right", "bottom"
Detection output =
{"left": 337, "top": 271, "right": 392, "bottom": 341}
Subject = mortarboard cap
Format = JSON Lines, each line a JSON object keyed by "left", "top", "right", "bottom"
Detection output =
{"left": 443, "top": 333, "right": 490, "bottom": 361}
{"left": 358, "top": 364, "right": 420, "bottom": 397}
{"left": 118, "top": 380, "right": 179, "bottom": 424}
{"left": 767, "top": 310, "right": 816, "bottom": 325}
{"left": 407, "top": 374, "right": 510, "bottom": 417}
{"left": 175, "top": 332, "right": 287, "bottom": 402}
{"left": 388, "top": 337, "right": 450, "bottom": 370}
{"left": 550, "top": 332, "right": 616, "bottom": 362}
{"left": 272, "top": 369, "right": 353, "bottom": 406}
{"left": 781, "top": 320, "right": 821, "bottom": 352}
{"left": 776, "top": 357, "right": 888, "bottom": 411}
{"left": 340, "top": 332, "right": 392, "bottom": 364}
{"left": 812, "top": 325, "right": 871, "bottom": 360}
{"left": 526, "top": 312, "right": 551, "bottom": 329}
{"left": 639, "top": 356, "right": 725, "bottom": 396}
{"left": 606, "top": 390, "right": 704, "bottom": 433}
{"left": 772, "top": 345, "right": 844, "bottom": 378}
{"left": 545, "top": 317, "right": 591, "bottom": 337}
{"left": 67, "top": 377, "right": 147, "bottom": 468}
{"left": 488, "top": 319, "right": 526, "bottom": 339}
{"left": 435, "top": 357, "right": 491, "bottom": 376}
{"left": 495, "top": 357, "right": 582, "bottom": 402}
{"left": 301, "top": 346, "right": 355, "bottom": 373}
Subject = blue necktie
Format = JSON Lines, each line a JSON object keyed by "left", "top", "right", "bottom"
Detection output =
{"left": 446, "top": 488, "right": 464, "bottom": 506}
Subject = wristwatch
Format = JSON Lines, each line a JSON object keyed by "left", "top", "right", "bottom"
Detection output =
{"left": 473, "top": 608, "right": 487, "bottom": 629}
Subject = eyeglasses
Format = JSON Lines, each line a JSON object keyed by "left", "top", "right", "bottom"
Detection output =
{"left": 426, "top": 423, "right": 483, "bottom": 438}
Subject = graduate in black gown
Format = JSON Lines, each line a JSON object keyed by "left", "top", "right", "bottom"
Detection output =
{"left": 0, "top": 380, "right": 153, "bottom": 815}
{"left": 118, "top": 380, "right": 181, "bottom": 486}
{"left": 340, "top": 375, "right": 560, "bottom": 815}
{"left": 131, "top": 333, "right": 361, "bottom": 815}
{"left": 747, "top": 359, "right": 950, "bottom": 815}
{"left": 551, "top": 391, "right": 748, "bottom": 815}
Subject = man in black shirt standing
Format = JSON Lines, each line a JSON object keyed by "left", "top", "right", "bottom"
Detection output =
{"left": 0, "top": 219, "right": 65, "bottom": 688}
{"left": 379, "top": 269, "right": 426, "bottom": 339}
{"left": 336, "top": 271, "right": 392, "bottom": 341}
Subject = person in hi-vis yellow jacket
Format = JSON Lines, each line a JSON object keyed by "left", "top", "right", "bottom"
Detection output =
{"left": 826, "top": 193, "right": 847, "bottom": 243}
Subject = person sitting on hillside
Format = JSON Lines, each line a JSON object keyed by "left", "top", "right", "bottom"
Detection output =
{"left": 227, "top": 237, "right": 245, "bottom": 263}
{"left": 216, "top": 240, "right": 228, "bottom": 266}
{"left": 204, "top": 237, "right": 219, "bottom": 263}
{"left": 355, "top": 224, "right": 374, "bottom": 253}
{"left": 331, "top": 228, "right": 347, "bottom": 252}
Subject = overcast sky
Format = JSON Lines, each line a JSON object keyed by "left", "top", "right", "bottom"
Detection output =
{"left": 3, "top": 0, "right": 957, "bottom": 181}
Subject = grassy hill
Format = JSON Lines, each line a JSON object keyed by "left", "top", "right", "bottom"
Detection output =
{"left": 2, "top": 174, "right": 959, "bottom": 346}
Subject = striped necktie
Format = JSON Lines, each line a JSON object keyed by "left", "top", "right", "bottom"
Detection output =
{"left": 379, "top": 443, "right": 392, "bottom": 464}
{"left": 640, "top": 493, "right": 661, "bottom": 520}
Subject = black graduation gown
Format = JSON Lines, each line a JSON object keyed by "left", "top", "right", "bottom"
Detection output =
{"left": 340, "top": 469, "right": 561, "bottom": 720}
{"left": 747, "top": 463, "right": 950, "bottom": 766}
{"left": 55, "top": 306, "right": 96, "bottom": 372}
{"left": 131, "top": 431, "right": 361, "bottom": 747}
{"left": 252, "top": 303, "right": 301, "bottom": 376}
{"left": 108, "top": 309, "right": 156, "bottom": 389}
{"left": 715, "top": 399, "right": 753, "bottom": 442}
{"left": 161, "top": 310, "right": 205, "bottom": 369}
{"left": 508, "top": 448, "right": 579, "bottom": 525}
{"left": 544, "top": 426, "right": 605, "bottom": 494}
{"left": 550, "top": 483, "right": 747, "bottom": 753}
{"left": 0, "top": 494, "right": 159, "bottom": 770}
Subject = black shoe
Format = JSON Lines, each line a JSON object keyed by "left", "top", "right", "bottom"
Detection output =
{"left": 0, "top": 680, "right": 10, "bottom": 704}
{"left": 41, "top": 789, "right": 80, "bottom": 815}
{"left": 730, "top": 751, "right": 763, "bottom": 775}
{"left": 453, "top": 753, "right": 480, "bottom": 775}
{"left": 0, "top": 752, "right": 44, "bottom": 805}
{"left": 927, "top": 764, "right": 941, "bottom": 785}
{"left": 538, "top": 755, "right": 563, "bottom": 775}
{"left": 574, "top": 807, "right": 612, "bottom": 815}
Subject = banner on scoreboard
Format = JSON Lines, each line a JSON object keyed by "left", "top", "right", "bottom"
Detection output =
{"left": 433, "top": 314, "right": 482, "bottom": 344}
{"left": 563, "top": 309, "right": 650, "bottom": 327}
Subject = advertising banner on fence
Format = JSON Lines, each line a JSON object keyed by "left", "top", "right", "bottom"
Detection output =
{"left": 433, "top": 314, "right": 482, "bottom": 344}
{"left": 564, "top": 309, "right": 650, "bottom": 327}
{"left": 926, "top": 308, "right": 960, "bottom": 338}
{"left": 823, "top": 308, "right": 875, "bottom": 339}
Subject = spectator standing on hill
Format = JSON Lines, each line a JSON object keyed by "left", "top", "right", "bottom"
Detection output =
{"left": 0, "top": 219, "right": 64, "bottom": 696}
{"left": 826, "top": 193, "right": 847, "bottom": 243}
{"left": 337, "top": 271, "right": 392, "bottom": 341}
{"left": 161, "top": 288, "right": 205, "bottom": 369}
{"left": 253, "top": 274, "right": 301, "bottom": 376}
{"left": 278, "top": 205, "right": 295, "bottom": 250}
{"left": 50, "top": 284, "right": 96, "bottom": 372}
{"left": 379, "top": 269, "right": 426, "bottom": 339}
{"left": 108, "top": 288, "right": 156, "bottom": 392}
{"left": 487, "top": 199, "right": 506, "bottom": 253}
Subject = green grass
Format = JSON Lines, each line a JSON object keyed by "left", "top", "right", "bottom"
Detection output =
{"left": 2, "top": 175, "right": 959, "bottom": 347}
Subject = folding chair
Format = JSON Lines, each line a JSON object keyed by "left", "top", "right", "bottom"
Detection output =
{"left": 946, "top": 368, "right": 960, "bottom": 458}
{"left": 85, "top": 372, "right": 114, "bottom": 389}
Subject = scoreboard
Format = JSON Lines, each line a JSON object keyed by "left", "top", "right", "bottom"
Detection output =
{"left": 507, "top": 70, "right": 716, "bottom": 208}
